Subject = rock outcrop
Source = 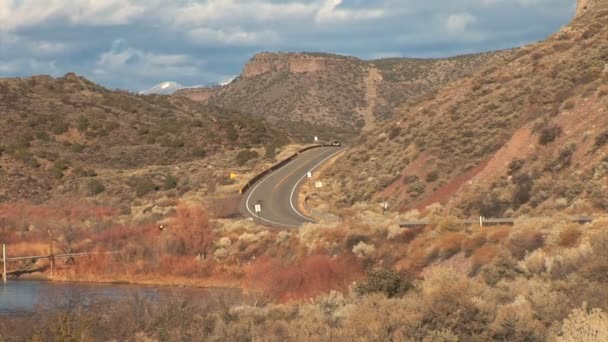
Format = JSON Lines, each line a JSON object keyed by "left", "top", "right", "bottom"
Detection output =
{"left": 576, "top": 0, "right": 602, "bottom": 17}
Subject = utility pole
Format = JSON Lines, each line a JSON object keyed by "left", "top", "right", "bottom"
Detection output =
{"left": 2, "top": 244, "right": 6, "bottom": 284}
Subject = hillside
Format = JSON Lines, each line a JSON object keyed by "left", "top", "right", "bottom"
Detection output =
{"left": 325, "top": 0, "right": 608, "bottom": 217}
{"left": 175, "top": 50, "right": 515, "bottom": 137}
{"left": 0, "top": 74, "right": 287, "bottom": 205}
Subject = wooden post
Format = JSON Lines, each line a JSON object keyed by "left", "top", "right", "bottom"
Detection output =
{"left": 48, "top": 229, "right": 54, "bottom": 278}
{"left": 2, "top": 244, "right": 6, "bottom": 284}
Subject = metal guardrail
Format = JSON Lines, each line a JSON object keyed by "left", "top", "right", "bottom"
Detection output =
{"left": 399, "top": 216, "right": 595, "bottom": 228}
{"left": 239, "top": 144, "right": 334, "bottom": 195}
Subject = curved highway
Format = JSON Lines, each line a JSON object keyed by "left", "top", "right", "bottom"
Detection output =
{"left": 239, "top": 147, "right": 344, "bottom": 228}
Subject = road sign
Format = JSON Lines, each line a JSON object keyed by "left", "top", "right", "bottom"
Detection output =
{"left": 315, "top": 182, "right": 323, "bottom": 188}
{"left": 254, "top": 204, "right": 262, "bottom": 213}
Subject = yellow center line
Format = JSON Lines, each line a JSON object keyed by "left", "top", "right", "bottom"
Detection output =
{"left": 272, "top": 152, "right": 320, "bottom": 191}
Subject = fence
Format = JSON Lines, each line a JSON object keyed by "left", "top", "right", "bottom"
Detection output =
{"left": 399, "top": 216, "right": 594, "bottom": 228}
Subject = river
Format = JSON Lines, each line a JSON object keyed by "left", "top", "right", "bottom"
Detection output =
{"left": 0, "top": 280, "right": 242, "bottom": 316}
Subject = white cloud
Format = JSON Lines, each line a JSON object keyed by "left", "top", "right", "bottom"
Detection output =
{"left": 445, "top": 13, "right": 476, "bottom": 33}
{"left": 187, "top": 27, "right": 280, "bottom": 46}
{"left": 315, "top": 0, "right": 385, "bottom": 23}
{"left": 93, "top": 40, "right": 206, "bottom": 80}
{"left": 170, "top": 0, "right": 317, "bottom": 27}
{"left": 0, "top": 0, "right": 145, "bottom": 31}
{"left": 0, "top": 58, "right": 59, "bottom": 75}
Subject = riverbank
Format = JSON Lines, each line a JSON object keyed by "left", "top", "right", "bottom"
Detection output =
{"left": 11, "top": 271, "right": 243, "bottom": 291}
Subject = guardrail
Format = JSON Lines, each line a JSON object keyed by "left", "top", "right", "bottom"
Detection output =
{"left": 239, "top": 144, "right": 334, "bottom": 195}
{"left": 399, "top": 216, "right": 594, "bottom": 228}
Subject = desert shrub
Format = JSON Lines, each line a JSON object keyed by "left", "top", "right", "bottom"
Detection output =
{"left": 437, "top": 233, "right": 466, "bottom": 260}
{"left": 135, "top": 177, "right": 157, "bottom": 197}
{"left": 10, "top": 148, "right": 39, "bottom": 168}
{"left": 490, "top": 298, "right": 547, "bottom": 341}
{"left": 480, "top": 251, "right": 520, "bottom": 285}
{"left": 86, "top": 179, "right": 105, "bottom": 196}
{"left": 388, "top": 126, "right": 401, "bottom": 140}
{"left": 74, "top": 167, "right": 97, "bottom": 177}
{"left": 507, "top": 228, "right": 544, "bottom": 259}
{"left": 408, "top": 181, "right": 426, "bottom": 197}
{"left": 236, "top": 149, "right": 259, "bottom": 166}
{"left": 354, "top": 268, "right": 412, "bottom": 298}
{"left": 52, "top": 120, "right": 68, "bottom": 135}
{"left": 345, "top": 234, "right": 370, "bottom": 251}
{"left": 512, "top": 173, "right": 533, "bottom": 209}
{"left": 226, "top": 125, "right": 238, "bottom": 141}
{"left": 163, "top": 174, "right": 179, "bottom": 190}
{"left": 539, "top": 125, "right": 562, "bottom": 145}
{"left": 462, "top": 232, "right": 487, "bottom": 257}
{"left": 547, "top": 143, "right": 576, "bottom": 172}
{"left": 160, "top": 136, "right": 185, "bottom": 148}
{"left": 436, "top": 216, "right": 465, "bottom": 233}
{"left": 425, "top": 170, "right": 439, "bottom": 183}
{"left": 554, "top": 306, "right": 608, "bottom": 342}
{"left": 246, "top": 255, "right": 363, "bottom": 302}
{"left": 191, "top": 147, "right": 206, "bottom": 158}
{"left": 70, "top": 143, "right": 85, "bottom": 153}
{"left": 352, "top": 241, "right": 375, "bottom": 259}
{"left": 166, "top": 204, "right": 213, "bottom": 257}
{"left": 593, "top": 130, "right": 608, "bottom": 152}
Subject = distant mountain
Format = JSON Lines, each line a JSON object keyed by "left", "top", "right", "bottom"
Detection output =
{"left": 140, "top": 81, "right": 187, "bottom": 95}
{"left": 176, "top": 51, "right": 514, "bottom": 137}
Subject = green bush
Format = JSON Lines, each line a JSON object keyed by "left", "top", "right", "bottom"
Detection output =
{"left": 227, "top": 125, "right": 239, "bottom": 141}
{"left": 87, "top": 179, "right": 105, "bottom": 196}
{"left": 192, "top": 147, "right": 206, "bottom": 158}
{"left": 71, "top": 143, "right": 85, "bottom": 153}
{"left": 354, "top": 268, "right": 412, "bottom": 298}
{"left": 74, "top": 167, "right": 97, "bottom": 177}
{"left": 425, "top": 171, "right": 439, "bottom": 183}
{"left": 539, "top": 126, "right": 562, "bottom": 145}
{"left": 593, "top": 130, "right": 608, "bottom": 153}
{"left": 163, "top": 175, "right": 179, "bottom": 190}
{"left": 236, "top": 149, "right": 259, "bottom": 166}
{"left": 52, "top": 120, "right": 68, "bottom": 135}
{"left": 135, "top": 177, "right": 157, "bottom": 197}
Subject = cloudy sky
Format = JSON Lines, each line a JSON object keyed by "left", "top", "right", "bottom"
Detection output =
{"left": 0, "top": 0, "right": 576, "bottom": 91}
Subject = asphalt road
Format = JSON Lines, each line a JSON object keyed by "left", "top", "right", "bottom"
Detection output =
{"left": 239, "top": 147, "right": 344, "bottom": 228}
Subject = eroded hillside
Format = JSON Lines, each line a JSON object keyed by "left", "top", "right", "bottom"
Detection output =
{"left": 326, "top": 1, "right": 608, "bottom": 217}
{"left": 176, "top": 51, "right": 514, "bottom": 136}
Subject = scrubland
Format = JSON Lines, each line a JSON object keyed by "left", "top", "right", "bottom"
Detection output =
{"left": 2, "top": 200, "right": 608, "bottom": 341}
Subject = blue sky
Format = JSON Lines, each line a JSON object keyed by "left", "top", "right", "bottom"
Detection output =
{"left": 0, "top": 0, "right": 576, "bottom": 91}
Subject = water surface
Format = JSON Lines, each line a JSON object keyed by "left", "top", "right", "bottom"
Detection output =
{"left": 0, "top": 280, "right": 241, "bottom": 316}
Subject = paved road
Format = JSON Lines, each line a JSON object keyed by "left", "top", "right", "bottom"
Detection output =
{"left": 239, "top": 147, "right": 344, "bottom": 228}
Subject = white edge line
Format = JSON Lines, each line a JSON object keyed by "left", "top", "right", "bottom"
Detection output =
{"left": 289, "top": 148, "right": 344, "bottom": 222}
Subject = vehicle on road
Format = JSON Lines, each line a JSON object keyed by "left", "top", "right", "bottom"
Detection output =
{"left": 331, "top": 140, "right": 341, "bottom": 147}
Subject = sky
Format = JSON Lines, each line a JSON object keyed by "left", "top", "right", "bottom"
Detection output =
{"left": 0, "top": 0, "right": 576, "bottom": 91}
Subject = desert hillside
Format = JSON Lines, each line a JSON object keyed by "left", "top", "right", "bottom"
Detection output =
{"left": 325, "top": 0, "right": 608, "bottom": 217}
{"left": 175, "top": 50, "right": 515, "bottom": 136}
{"left": 0, "top": 74, "right": 288, "bottom": 204}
